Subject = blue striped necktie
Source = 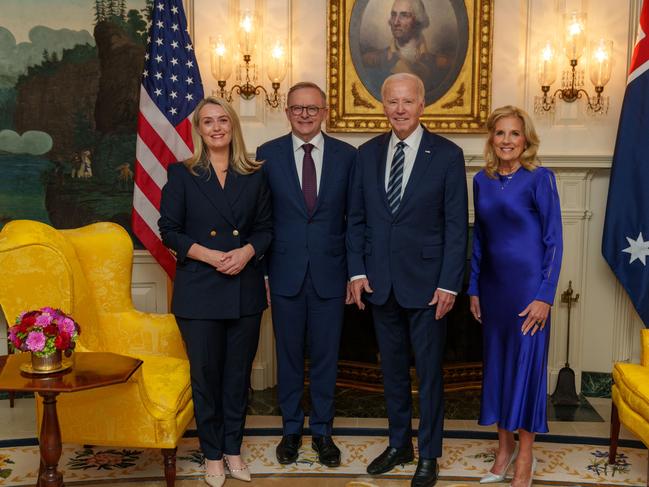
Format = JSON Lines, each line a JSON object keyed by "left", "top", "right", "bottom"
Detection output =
{"left": 387, "top": 141, "right": 406, "bottom": 214}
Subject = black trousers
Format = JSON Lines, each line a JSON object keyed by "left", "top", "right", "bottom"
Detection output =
{"left": 372, "top": 291, "right": 447, "bottom": 459}
{"left": 177, "top": 314, "right": 262, "bottom": 460}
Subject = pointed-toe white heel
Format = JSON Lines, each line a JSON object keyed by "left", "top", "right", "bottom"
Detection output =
{"left": 509, "top": 456, "right": 536, "bottom": 487}
{"left": 480, "top": 446, "right": 519, "bottom": 484}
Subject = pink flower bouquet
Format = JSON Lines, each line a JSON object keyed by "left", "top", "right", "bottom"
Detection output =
{"left": 8, "top": 307, "right": 81, "bottom": 357}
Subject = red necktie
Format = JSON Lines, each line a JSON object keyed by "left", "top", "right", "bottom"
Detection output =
{"left": 302, "top": 143, "right": 317, "bottom": 215}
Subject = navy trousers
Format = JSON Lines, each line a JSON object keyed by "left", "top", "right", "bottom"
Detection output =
{"left": 271, "top": 270, "right": 345, "bottom": 437}
{"left": 372, "top": 292, "right": 447, "bottom": 459}
{"left": 177, "top": 314, "right": 261, "bottom": 460}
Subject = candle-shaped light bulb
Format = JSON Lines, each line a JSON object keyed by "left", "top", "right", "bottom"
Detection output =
{"left": 210, "top": 35, "right": 232, "bottom": 81}
{"left": 568, "top": 22, "right": 582, "bottom": 37}
{"left": 238, "top": 10, "right": 256, "bottom": 57}
{"left": 267, "top": 38, "right": 287, "bottom": 83}
{"left": 241, "top": 13, "right": 253, "bottom": 33}
{"left": 589, "top": 39, "right": 613, "bottom": 87}
{"left": 215, "top": 41, "right": 226, "bottom": 57}
{"left": 537, "top": 41, "right": 557, "bottom": 86}
{"left": 563, "top": 11, "right": 587, "bottom": 61}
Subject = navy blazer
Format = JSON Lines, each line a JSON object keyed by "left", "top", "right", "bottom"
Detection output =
{"left": 158, "top": 162, "right": 273, "bottom": 320}
{"left": 347, "top": 128, "right": 468, "bottom": 308}
{"left": 256, "top": 132, "right": 356, "bottom": 299}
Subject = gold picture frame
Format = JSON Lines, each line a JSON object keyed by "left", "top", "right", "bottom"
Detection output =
{"left": 327, "top": 0, "right": 493, "bottom": 133}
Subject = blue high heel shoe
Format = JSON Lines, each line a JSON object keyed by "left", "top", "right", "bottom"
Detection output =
{"left": 479, "top": 445, "right": 519, "bottom": 484}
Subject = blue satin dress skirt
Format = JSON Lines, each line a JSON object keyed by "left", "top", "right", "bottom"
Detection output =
{"left": 468, "top": 166, "right": 563, "bottom": 433}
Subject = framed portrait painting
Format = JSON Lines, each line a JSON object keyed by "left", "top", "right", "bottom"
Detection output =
{"left": 327, "top": 0, "right": 493, "bottom": 133}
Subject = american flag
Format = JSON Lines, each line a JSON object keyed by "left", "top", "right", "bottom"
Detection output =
{"left": 602, "top": 0, "right": 649, "bottom": 326}
{"left": 132, "top": 0, "right": 204, "bottom": 278}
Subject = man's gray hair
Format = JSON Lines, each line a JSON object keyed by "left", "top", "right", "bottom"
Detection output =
{"left": 381, "top": 73, "right": 425, "bottom": 101}
{"left": 287, "top": 82, "right": 327, "bottom": 105}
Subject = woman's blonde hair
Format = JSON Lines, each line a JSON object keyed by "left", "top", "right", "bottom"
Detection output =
{"left": 184, "top": 97, "right": 262, "bottom": 175}
{"left": 483, "top": 105, "right": 540, "bottom": 178}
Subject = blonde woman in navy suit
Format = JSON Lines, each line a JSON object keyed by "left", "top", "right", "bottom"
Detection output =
{"left": 159, "top": 97, "right": 272, "bottom": 487}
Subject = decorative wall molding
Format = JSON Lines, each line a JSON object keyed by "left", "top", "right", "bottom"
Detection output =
{"left": 547, "top": 168, "right": 596, "bottom": 393}
{"left": 612, "top": 281, "right": 644, "bottom": 363}
{"left": 183, "top": 0, "right": 195, "bottom": 37}
{"left": 133, "top": 249, "right": 162, "bottom": 264}
{"left": 612, "top": 282, "right": 635, "bottom": 363}
{"left": 132, "top": 250, "right": 169, "bottom": 314}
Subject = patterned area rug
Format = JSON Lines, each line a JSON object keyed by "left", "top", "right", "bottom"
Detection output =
{"left": 0, "top": 436, "right": 645, "bottom": 486}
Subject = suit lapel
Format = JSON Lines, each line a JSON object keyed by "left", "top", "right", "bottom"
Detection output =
{"left": 192, "top": 166, "right": 236, "bottom": 227}
{"left": 224, "top": 169, "right": 249, "bottom": 208}
{"left": 278, "top": 134, "right": 308, "bottom": 216}
{"left": 398, "top": 128, "right": 437, "bottom": 213}
{"left": 375, "top": 133, "right": 392, "bottom": 213}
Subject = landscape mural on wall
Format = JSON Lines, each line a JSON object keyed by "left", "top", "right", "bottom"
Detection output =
{"left": 0, "top": 0, "right": 151, "bottom": 243}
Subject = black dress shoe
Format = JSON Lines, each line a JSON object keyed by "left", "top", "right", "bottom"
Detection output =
{"left": 276, "top": 434, "right": 302, "bottom": 464}
{"left": 366, "top": 445, "right": 415, "bottom": 475}
{"left": 312, "top": 436, "right": 341, "bottom": 467}
{"left": 411, "top": 458, "right": 439, "bottom": 487}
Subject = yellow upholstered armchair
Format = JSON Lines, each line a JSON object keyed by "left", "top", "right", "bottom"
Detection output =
{"left": 609, "top": 328, "right": 649, "bottom": 486}
{"left": 0, "top": 220, "right": 192, "bottom": 487}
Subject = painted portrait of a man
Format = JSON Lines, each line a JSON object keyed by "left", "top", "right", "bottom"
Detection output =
{"left": 350, "top": 0, "right": 469, "bottom": 106}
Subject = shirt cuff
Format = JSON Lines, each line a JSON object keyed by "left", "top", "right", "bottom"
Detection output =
{"left": 350, "top": 274, "right": 367, "bottom": 282}
{"left": 437, "top": 287, "right": 457, "bottom": 296}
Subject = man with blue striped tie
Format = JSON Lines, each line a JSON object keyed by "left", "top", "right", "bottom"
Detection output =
{"left": 347, "top": 73, "right": 468, "bottom": 487}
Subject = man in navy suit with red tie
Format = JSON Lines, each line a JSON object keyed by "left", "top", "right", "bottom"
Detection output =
{"left": 348, "top": 73, "right": 468, "bottom": 487}
{"left": 256, "top": 82, "right": 356, "bottom": 467}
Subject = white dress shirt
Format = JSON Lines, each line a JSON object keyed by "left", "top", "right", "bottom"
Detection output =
{"left": 384, "top": 125, "right": 423, "bottom": 198}
{"left": 292, "top": 132, "right": 324, "bottom": 193}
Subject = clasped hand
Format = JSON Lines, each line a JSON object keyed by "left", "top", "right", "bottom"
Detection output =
{"left": 205, "top": 245, "right": 255, "bottom": 275}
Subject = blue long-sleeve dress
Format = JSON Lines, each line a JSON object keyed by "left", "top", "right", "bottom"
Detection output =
{"left": 468, "top": 165, "right": 563, "bottom": 433}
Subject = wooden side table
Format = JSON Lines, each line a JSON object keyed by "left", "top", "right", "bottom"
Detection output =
{"left": 0, "top": 352, "right": 142, "bottom": 487}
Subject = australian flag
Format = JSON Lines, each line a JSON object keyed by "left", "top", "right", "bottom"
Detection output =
{"left": 602, "top": 0, "right": 649, "bottom": 327}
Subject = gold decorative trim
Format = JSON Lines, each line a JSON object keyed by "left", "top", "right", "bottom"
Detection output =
{"left": 441, "top": 82, "right": 466, "bottom": 109}
{"left": 351, "top": 82, "right": 376, "bottom": 109}
{"left": 327, "top": 0, "right": 493, "bottom": 133}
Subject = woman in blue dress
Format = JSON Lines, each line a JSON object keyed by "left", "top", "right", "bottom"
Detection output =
{"left": 468, "top": 106, "right": 562, "bottom": 487}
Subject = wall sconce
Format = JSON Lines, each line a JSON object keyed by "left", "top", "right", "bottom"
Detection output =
{"left": 210, "top": 10, "right": 287, "bottom": 109}
{"left": 534, "top": 12, "right": 613, "bottom": 115}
